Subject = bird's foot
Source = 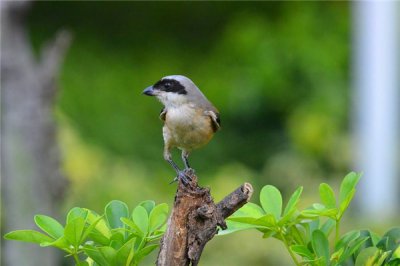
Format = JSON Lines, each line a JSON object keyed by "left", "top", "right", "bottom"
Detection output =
{"left": 169, "top": 177, "right": 178, "bottom": 185}
{"left": 169, "top": 170, "right": 193, "bottom": 185}
{"left": 183, "top": 167, "right": 195, "bottom": 176}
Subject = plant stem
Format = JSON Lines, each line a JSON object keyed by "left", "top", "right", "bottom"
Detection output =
{"left": 138, "top": 236, "right": 146, "bottom": 250}
{"left": 73, "top": 252, "right": 80, "bottom": 265}
{"left": 279, "top": 230, "right": 301, "bottom": 266}
{"left": 335, "top": 220, "right": 340, "bottom": 243}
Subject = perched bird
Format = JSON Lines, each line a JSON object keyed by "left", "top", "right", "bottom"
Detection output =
{"left": 143, "top": 75, "right": 220, "bottom": 183}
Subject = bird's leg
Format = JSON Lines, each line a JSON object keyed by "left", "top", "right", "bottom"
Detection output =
{"left": 181, "top": 150, "right": 191, "bottom": 170}
{"left": 181, "top": 150, "right": 194, "bottom": 181}
{"left": 164, "top": 148, "right": 190, "bottom": 184}
{"left": 167, "top": 161, "right": 190, "bottom": 185}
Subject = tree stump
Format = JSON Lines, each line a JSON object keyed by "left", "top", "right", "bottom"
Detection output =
{"left": 157, "top": 169, "right": 253, "bottom": 266}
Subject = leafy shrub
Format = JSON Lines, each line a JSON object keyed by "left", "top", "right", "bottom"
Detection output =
{"left": 4, "top": 200, "right": 169, "bottom": 266}
{"left": 5, "top": 173, "right": 399, "bottom": 265}
{"left": 220, "top": 172, "right": 400, "bottom": 266}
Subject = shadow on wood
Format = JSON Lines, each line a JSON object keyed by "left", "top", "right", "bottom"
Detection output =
{"left": 157, "top": 169, "right": 253, "bottom": 266}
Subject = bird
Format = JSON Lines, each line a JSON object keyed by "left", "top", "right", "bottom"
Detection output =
{"left": 142, "top": 75, "right": 220, "bottom": 184}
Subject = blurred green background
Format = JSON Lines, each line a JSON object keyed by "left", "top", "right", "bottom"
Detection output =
{"left": 28, "top": 2, "right": 352, "bottom": 265}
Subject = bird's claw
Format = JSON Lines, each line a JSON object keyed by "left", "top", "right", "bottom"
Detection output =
{"left": 184, "top": 168, "right": 195, "bottom": 175}
{"left": 169, "top": 170, "right": 192, "bottom": 185}
{"left": 169, "top": 177, "right": 178, "bottom": 185}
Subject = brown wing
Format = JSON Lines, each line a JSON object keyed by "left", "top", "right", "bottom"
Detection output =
{"left": 159, "top": 107, "right": 167, "bottom": 121}
{"left": 206, "top": 110, "right": 221, "bottom": 132}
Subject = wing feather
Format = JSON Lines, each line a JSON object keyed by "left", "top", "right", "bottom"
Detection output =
{"left": 205, "top": 110, "right": 221, "bottom": 132}
{"left": 159, "top": 107, "right": 167, "bottom": 121}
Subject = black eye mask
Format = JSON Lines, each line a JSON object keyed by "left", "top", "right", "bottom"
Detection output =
{"left": 154, "top": 79, "right": 187, "bottom": 95}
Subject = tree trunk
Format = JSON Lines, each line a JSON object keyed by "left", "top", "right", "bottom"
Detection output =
{"left": 156, "top": 169, "right": 253, "bottom": 266}
{"left": 1, "top": 2, "right": 71, "bottom": 265}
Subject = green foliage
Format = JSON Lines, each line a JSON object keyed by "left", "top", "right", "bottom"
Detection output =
{"left": 222, "top": 172, "right": 400, "bottom": 266}
{"left": 4, "top": 200, "right": 168, "bottom": 266}
{"left": 4, "top": 172, "right": 399, "bottom": 265}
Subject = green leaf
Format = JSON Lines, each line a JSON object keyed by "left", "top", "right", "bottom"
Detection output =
{"left": 120, "top": 217, "right": 140, "bottom": 234}
{"left": 116, "top": 237, "right": 136, "bottom": 266}
{"left": 86, "top": 210, "right": 111, "bottom": 239}
{"left": 354, "top": 230, "right": 379, "bottom": 258}
{"left": 381, "top": 227, "right": 400, "bottom": 251}
{"left": 146, "top": 231, "right": 164, "bottom": 241}
{"left": 105, "top": 200, "right": 129, "bottom": 229}
{"left": 67, "top": 207, "right": 88, "bottom": 224}
{"left": 312, "top": 229, "right": 330, "bottom": 265}
{"left": 148, "top": 203, "right": 169, "bottom": 234}
{"left": 81, "top": 215, "right": 105, "bottom": 243}
{"left": 389, "top": 260, "right": 400, "bottom": 266}
{"left": 306, "top": 219, "right": 320, "bottom": 239}
{"left": 230, "top": 202, "right": 265, "bottom": 218}
{"left": 132, "top": 206, "right": 149, "bottom": 236}
{"left": 377, "top": 236, "right": 389, "bottom": 250}
{"left": 109, "top": 228, "right": 125, "bottom": 249}
{"left": 4, "top": 230, "right": 53, "bottom": 244}
{"left": 376, "top": 251, "right": 390, "bottom": 265}
{"left": 331, "top": 247, "right": 344, "bottom": 263}
{"left": 64, "top": 217, "right": 86, "bottom": 247}
{"left": 392, "top": 245, "right": 400, "bottom": 260}
{"left": 369, "top": 231, "right": 382, "bottom": 246}
{"left": 335, "top": 230, "right": 360, "bottom": 251}
{"left": 339, "top": 236, "right": 370, "bottom": 263}
{"left": 83, "top": 246, "right": 108, "bottom": 266}
{"left": 126, "top": 247, "right": 135, "bottom": 266}
{"left": 40, "top": 236, "right": 71, "bottom": 252}
{"left": 88, "top": 230, "right": 110, "bottom": 246}
{"left": 290, "top": 245, "right": 314, "bottom": 260}
{"left": 278, "top": 208, "right": 298, "bottom": 226}
{"left": 139, "top": 200, "right": 156, "bottom": 215}
{"left": 290, "top": 225, "right": 307, "bottom": 246}
{"left": 228, "top": 217, "right": 262, "bottom": 226}
{"left": 255, "top": 214, "right": 277, "bottom": 227}
{"left": 355, "top": 247, "right": 379, "bottom": 266}
{"left": 261, "top": 230, "right": 275, "bottom": 238}
{"left": 338, "top": 189, "right": 356, "bottom": 217}
{"left": 313, "top": 203, "right": 326, "bottom": 210}
{"left": 260, "top": 185, "right": 282, "bottom": 220}
{"left": 34, "top": 215, "right": 64, "bottom": 239}
{"left": 218, "top": 220, "right": 262, "bottom": 235}
{"left": 339, "top": 172, "right": 361, "bottom": 205}
{"left": 299, "top": 210, "right": 320, "bottom": 219}
{"left": 283, "top": 186, "right": 303, "bottom": 217}
{"left": 134, "top": 244, "right": 159, "bottom": 263}
{"left": 301, "top": 208, "right": 337, "bottom": 219}
{"left": 320, "top": 219, "right": 336, "bottom": 237}
{"left": 319, "top": 183, "right": 336, "bottom": 209}
{"left": 77, "top": 261, "right": 89, "bottom": 266}
{"left": 99, "top": 246, "right": 117, "bottom": 265}
{"left": 229, "top": 213, "right": 276, "bottom": 228}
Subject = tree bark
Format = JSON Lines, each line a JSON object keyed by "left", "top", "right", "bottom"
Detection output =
{"left": 156, "top": 169, "right": 253, "bottom": 266}
{"left": 1, "top": 2, "right": 71, "bottom": 265}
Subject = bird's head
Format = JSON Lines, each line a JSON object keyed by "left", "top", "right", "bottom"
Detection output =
{"left": 142, "top": 75, "right": 206, "bottom": 108}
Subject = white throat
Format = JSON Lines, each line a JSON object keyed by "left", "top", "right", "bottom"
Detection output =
{"left": 157, "top": 92, "right": 188, "bottom": 109}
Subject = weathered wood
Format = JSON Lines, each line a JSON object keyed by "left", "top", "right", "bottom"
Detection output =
{"left": 157, "top": 169, "right": 253, "bottom": 266}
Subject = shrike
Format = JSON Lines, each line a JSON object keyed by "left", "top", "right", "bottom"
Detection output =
{"left": 143, "top": 75, "right": 220, "bottom": 183}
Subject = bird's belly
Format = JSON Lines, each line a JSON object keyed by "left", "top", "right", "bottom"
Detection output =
{"left": 164, "top": 107, "right": 213, "bottom": 151}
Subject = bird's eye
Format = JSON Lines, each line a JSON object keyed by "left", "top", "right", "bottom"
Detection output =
{"left": 164, "top": 83, "right": 171, "bottom": 89}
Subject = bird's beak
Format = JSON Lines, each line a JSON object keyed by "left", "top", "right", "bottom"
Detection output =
{"left": 142, "top": 86, "right": 156, "bottom": 96}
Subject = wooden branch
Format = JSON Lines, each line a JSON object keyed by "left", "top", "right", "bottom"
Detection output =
{"left": 157, "top": 169, "right": 253, "bottom": 266}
